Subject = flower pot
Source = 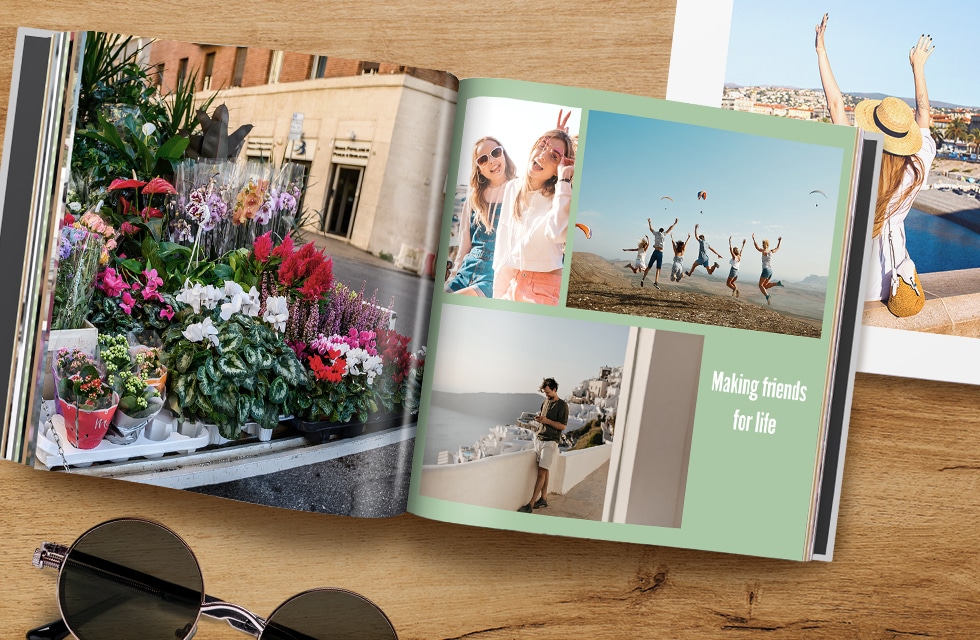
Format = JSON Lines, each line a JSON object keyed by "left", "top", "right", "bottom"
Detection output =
{"left": 57, "top": 395, "right": 118, "bottom": 450}
{"left": 143, "top": 414, "right": 173, "bottom": 442}
{"left": 106, "top": 398, "right": 164, "bottom": 445}
{"left": 289, "top": 416, "right": 367, "bottom": 444}
{"left": 207, "top": 423, "right": 241, "bottom": 445}
{"left": 145, "top": 368, "right": 168, "bottom": 396}
{"left": 243, "top": 422, "right": 274, "bottom": 442}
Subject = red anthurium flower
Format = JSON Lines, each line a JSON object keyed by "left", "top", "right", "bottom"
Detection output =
{"left": 140, "top": 206, "right": 164, "bottom": 219}
{"left": 63, "top": 212, "right": 76, "bottom": 226}
{"left": 141, "top": 177, "right": 177, "bottom": 195}
{"left": 119, "top": 196, "right": 134, "bottom": 216}
{"left": 108, "top": 178, "right": 147, "bottom": 191}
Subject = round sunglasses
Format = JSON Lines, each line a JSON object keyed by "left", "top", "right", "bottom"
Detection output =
{"left": 27, "top": 518, "right": 397, "bottom": 640}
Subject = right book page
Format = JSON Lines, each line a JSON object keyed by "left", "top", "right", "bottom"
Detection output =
{"left": 668, "top": 0, "right": 980, "bottom": 386}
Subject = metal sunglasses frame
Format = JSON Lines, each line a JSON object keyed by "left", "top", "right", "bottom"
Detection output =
{"left": 27, "top": 518, "right": 397, "bottom": 640}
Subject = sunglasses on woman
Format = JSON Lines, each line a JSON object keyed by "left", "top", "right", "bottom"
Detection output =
{"left": 27, "top": 518, "right": 397, "bottom": 640}
{"left": 475, "top": 145, "right": 503, "bottom": 166}
{"left": 534, "top": 140, "right": 564, "bottom": 165}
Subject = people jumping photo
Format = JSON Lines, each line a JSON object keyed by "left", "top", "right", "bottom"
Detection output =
{"left": 686, "top": 223, "right": 723, "bottom": 278}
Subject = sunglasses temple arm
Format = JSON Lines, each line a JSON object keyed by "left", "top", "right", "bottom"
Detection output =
{"left": 201, "top": 595, "right": 267, "bottom": 637}
{"left": 25, "top": 619, "right": 71, "bottom": 640}
{"left": 32, "top": 543, "right": 69, "bottom": 571}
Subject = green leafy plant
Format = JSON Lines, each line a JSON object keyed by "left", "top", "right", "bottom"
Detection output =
{"left": 161, "top": 306, "right": 307, "bottom": 438}
{"left": 79, "top": 112, "right": 190, "bottom": 184}
{"left": 112, "top": 369, "right": 161, "bottom": 418}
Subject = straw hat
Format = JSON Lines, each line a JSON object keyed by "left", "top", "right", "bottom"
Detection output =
{"left": 854, "top": 97, "right": 922, "bottom": 156}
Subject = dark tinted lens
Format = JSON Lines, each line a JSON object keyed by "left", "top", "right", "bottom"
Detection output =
{"left": 490, "top": 146, "right": 503, "bottom": 159}
{"left": 260, "top": 589, "right": 397, "bottom": 640}
{"left": 476, "top": 153, "right": 490, "bottom": 166}
{"left": 59, "top": 519, "right": 203, "bottom": 640}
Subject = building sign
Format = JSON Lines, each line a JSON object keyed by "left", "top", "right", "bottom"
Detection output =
{"left": 288, "top": 112, "right": 304, "bottom": 141}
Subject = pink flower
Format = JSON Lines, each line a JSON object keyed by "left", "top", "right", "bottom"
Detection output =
{"left": 142, "top": 288, "right": 164, "bottom": 303}
{"left": 120, "top": 291, "right": 135, "bottom": 315}
{"left": 143, "top": 268, "right": 163, "bottom": 290}
{"left": 98, "top": 268, "right": 128, "bottom": 297}
{"left": 120, "top": 221, "right": 139, "bottom": 236}
{"left": 160, "top": 306, "right": 174, "bottom": 321}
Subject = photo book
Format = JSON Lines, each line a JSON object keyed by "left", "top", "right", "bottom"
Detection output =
{"left": 0, "top": 26, "right": 881, "bottom": 561}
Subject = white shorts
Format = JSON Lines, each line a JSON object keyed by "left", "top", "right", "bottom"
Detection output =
{"left": 535, "top": 440, "right": 559, "bottom": 470}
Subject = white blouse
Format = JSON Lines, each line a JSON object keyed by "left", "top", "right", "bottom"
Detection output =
{"left": 492, "top": 179, "right": 572, "bottom": 273}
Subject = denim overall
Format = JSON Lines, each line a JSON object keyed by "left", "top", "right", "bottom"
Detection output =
{"left": 445, "top": 203, "right": 502, "bottom": 297}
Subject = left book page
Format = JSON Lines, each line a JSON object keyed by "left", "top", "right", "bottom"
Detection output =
{"left": 0, "top": 28, "right": 456, "bottom": 518}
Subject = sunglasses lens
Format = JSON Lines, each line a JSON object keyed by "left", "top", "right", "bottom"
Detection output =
{"left": 59, "top": 519, "right": 203, "bottom": 640}
{"left": 260, "top": 588, "right": 397, "bottom": 640}
{"left": 476, "top": 154, "right": 489, "bottom": 166}
{"left": 490, "top": 146, "right": 503, "bottom": 159}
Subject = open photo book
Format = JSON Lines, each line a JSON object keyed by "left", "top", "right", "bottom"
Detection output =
{"left": 1, "top": 27, "right": 880, "bottom": 561}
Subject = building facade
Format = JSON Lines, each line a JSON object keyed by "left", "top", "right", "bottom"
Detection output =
{"left": 148, "top": 41, "right": 459, "bottom": 268}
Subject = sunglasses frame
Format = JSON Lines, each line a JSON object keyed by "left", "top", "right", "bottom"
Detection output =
{"left": 475, "top": 145, "right": 503, "bottom": 167}
{"left": 28, "top": 517, "right": 397, "bottom": 640}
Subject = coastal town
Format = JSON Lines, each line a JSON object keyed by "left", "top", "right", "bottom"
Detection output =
{"left": 723, "top": 85, "right": 980, "bottom": 156}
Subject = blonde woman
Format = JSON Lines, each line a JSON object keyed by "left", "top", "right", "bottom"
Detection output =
{"left": 492, "top": 129, "right": 575, "bottom": 305}
{"left": 816, "top": 14, "right": 935, "bottom": 316}
{"left": 445, "top": 137, "right": 517, "bottom": 296}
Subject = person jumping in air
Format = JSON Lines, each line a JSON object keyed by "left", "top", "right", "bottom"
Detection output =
{"left": 639, "top": 216, "right": 679, "bottom": 289}
{"left": 752, "top": 233, "right": 783, "bottom": 305}
{"left": 669, "top": 232, "right": 691, "bottom": 282}
{"left": 623, "top": 236, "right": 650, "bottom": 275}
{"left": 686, "top": 224, "right": 723, "bottom": 277}
{"left": 726, "top": 236, "right": 747, "bottom": 298}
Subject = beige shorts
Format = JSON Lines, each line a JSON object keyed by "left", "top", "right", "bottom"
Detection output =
{"left": 535, "top": 439, "right": 559, "bottom": 470}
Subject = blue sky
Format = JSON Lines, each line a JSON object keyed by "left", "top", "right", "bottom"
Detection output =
{"left": 725, "top": 1, "right": 980, "bottom": 108}
{"left": 573, "top": 111, "right": 844, "bottom": 281}
{"left": 431, "top": 305, "right": 629, "bottom": 395}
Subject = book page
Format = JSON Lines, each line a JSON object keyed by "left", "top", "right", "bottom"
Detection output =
{"left": 407, "top": 78, "right": 863, "bottom": 560}
{"left": 0, "top": 28, "right": 456, "bottom": 519}
{"left": 680, "top": 0, "right": 980, "bottom": 385}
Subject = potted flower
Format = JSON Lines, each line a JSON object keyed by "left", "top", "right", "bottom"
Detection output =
{"left": 162, "top": 283, "right": 307, "bottom": 443}
{"left": 51, "top": 348, "right": 101, "bottom": 416}
{"left": 132, "top": 346, "right": 167, "bottom": 395}
{"left": 290, "top": 330, "right": 384, "bottom": 442}
{"left": 106, "top": 369, "right": 164, "bottom": 444}
{"left": 57, "top": 364, "right": 118, "bottom": 449}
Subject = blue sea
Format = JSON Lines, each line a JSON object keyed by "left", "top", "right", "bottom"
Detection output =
{"left": 421, "top": 392, "right": 543, "bottom": 465}
{"left": 906, "top": 208, "right": 980, "bottom": 273}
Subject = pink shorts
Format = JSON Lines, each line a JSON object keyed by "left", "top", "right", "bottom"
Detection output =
{"left": 501, "top": 270, "right": 561, "bottom": 306}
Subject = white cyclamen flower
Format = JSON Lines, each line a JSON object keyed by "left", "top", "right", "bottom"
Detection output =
{"left": 201, "top": 285, "right": 224, "bottom": 310}
{"left": 183, "top": 317, "right": 219, "bottom": 347}
{"left": 175, "top": 280, "right": 205, "bottom": 314}
{"left": 242, "top": 286, "right": 262, "bottom": 317}
{"left": 262, "top": 296, "right": 289, "bottom": 332}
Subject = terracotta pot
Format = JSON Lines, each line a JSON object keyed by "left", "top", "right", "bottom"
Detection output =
{"left": 145, "top": 368, "right": 168, "bottom": 396}
{"left": 58, "top": 395, "right": 118, "bottom": 450}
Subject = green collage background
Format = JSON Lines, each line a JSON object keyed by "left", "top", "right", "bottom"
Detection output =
{"left": 408, "top": 78, "right": 859, "bottom": 561}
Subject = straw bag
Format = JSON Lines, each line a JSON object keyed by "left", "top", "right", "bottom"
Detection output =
{"left": 887, "top": 257, "right": 924, "bottom": 318}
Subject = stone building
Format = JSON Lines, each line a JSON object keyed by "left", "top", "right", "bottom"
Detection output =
{"left": 148, "top": 41, "right": 459, "bottom": 270}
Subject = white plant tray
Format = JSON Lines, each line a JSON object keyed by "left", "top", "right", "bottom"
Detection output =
{"left": 35, "top": 403, "right": 210, "bottom": 469}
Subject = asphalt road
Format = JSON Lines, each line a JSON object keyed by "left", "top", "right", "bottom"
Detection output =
{"left": 298, "top": 229, "right": 434, "bottom": 349}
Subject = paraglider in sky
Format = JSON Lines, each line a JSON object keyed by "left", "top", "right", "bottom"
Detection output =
{"left": 660, "top": 195, "right": 673, "bottom": 210}
{"left": 697, "top": 191, "right": 707, "bottom": 200}
{"left": 810, "top": 189, "right": 828, "bottom": 206}
{"left": 575, "top": 223, "right": 592, "bottom": 239}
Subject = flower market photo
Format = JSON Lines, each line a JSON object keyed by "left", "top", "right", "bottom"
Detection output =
{"left": 17, "top": 31, "right": 456, "bottom": 517}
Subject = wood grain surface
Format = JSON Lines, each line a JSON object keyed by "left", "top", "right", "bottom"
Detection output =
{"left": 1, "top": 2, "right": 979, "bottom": 638}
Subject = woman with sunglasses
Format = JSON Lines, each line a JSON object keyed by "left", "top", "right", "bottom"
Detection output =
{"left": 445, "top": 137, "right": 517, "bottom": 296}
{"left": 492, "top": 129, "right": 576, "bottom": 305}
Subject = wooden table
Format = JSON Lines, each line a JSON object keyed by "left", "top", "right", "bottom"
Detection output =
{"left": 1, "top": 2, "right": 979, "bottom": 637}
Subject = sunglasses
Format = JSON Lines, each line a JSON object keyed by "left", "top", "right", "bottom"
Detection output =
{"left": 475, "top": 145, "right": 503, "bottom": 167}
{"left": 27, "top": 518, "right": 397, "bottom": 640}
{"left": 535, "top": 140, "right": 564, "bottom": 165}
